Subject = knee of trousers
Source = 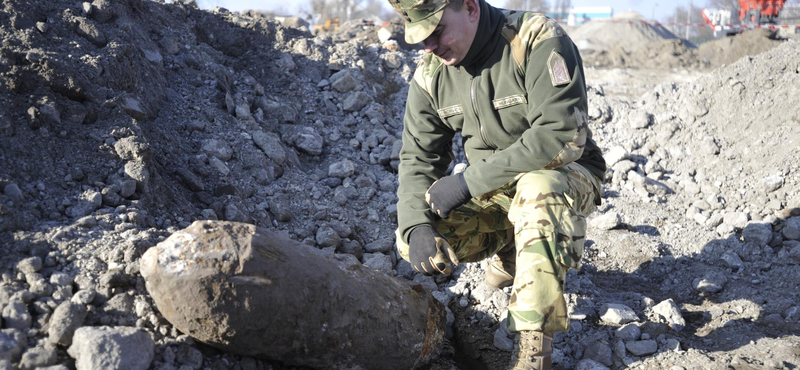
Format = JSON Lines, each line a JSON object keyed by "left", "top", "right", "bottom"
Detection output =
{"left": 508, "top": 170, "right": 570, "bottom": 227}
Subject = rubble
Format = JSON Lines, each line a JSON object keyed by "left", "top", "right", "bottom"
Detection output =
{"left": 0, "top": 0, "right": 797, "bottom": 369}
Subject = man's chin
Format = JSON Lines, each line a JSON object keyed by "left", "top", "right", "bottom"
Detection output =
{"left": 441, "top": 57, "right": 461, "bottom": 66}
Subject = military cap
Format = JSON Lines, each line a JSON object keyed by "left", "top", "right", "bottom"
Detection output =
{"left": 388, "top": 0, "right": 451, "bottom": 44}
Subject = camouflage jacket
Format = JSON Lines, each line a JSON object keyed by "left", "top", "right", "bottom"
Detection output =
{"left": 397, "top": 5, "right": 606, "bottom": 243}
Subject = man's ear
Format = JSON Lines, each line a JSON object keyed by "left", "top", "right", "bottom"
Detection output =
{"left": 465, "top": 0, "right": 480, "bottom": 22}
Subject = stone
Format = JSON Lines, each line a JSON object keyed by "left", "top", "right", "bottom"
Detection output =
{"left": 330, "top": 70, "right": 357, "bottom": 93}
{"left": 19, "top": 344, "right": 57, "bottom": 369}
{"left": 75, "top": 18, "right": 107, "bottom": 47}
{"left": 124, "top": 161, "right": 150, "bottom": 192}
{"left": 723, "top": 212, "right": 749, "bottom": 229}
{"left": 362, "top": 253, "right": 393, "bottom": 275}
{"left": 343, "top": 91, "right": 370, "bottom": 112}
{"left": 615, "top": 323, "right": 641, "bottom": 341}
{"left": 48, "top": 301, "right": 88, "bottom": 346}
{"left": 626, "top": 339, "right": 658, "bottom": 356}
{"left": 582, "top": 341, "right": 613, "bottom": 367}
{"left": 315, "top": 226, "right": 341, "bottom": 248}
{"left": 2, "top": 301, "right": 32, "bottom": 330}
{"left": 493, "top": 327, "right": 513, "bottom": 352}
{"left": 201, "top": 139, "right": 233, "bottom": 161}
{"left": 275, "top": 54, "right": 295, "bottom": 70}
{"left": 590, "top": 211, "right": 621, "bottom": 231}
{"left": 652, "top": 299, "right": 685, "bottom": 331}
{"left": 363, "top": 239, "right": 393, "bottom": 254}
{"left": 0, "top": 329, "right": 25, "bottom": 362}
{"left": 3, "top": 183, "right": 23, "bottom": 202}
{"left": 251, "top": 131, "right": 286, "bottom": 165}
{"left": 600, "top": 303, "right": 638, "bottom": 325}
{"left": 628, "top": 111, "right": 651, "bottom": 129}
{"left": 760, "top": 176, "right": 784, "bottom": 193}
{"left": 721, "top": 250, "right": 744, "bottom": 271}
{"left": 68, "top": 326, "right": 154, "bottom": 370}
{"left": 176, "top": 344, "right": 202, "bottom": 369}
{"left": 411, "top": 275, "right": 438, "bottom": 293}
{"left": 175, "top": 169, "right": 204, "bottom": 192}
{"left": 692, "top": 272, "right": 727, "bottom": 294}
{"left": 16, "top": 257, "right": 42, "bottom": 274}
{"left": 742, "top": 222, "right": 773, "bottom": 247}
{"left": 470, "top": 283, "right": 495, "bottom": 304}
{"left": 576, "top": 359, "right": 611, "bottom": 370}
{"left": 293, "top": 128, "right": 324, "bottom": 156}
{"left": 604, "top": 146, "right": 630, "bottom": 167}
{"left": 328, "top": 159, "right": 355, "bottom": 179}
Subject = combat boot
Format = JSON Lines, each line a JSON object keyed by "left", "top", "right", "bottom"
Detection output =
{"left": 485, "top": 242, "right": 515, "bottom": 289}
{"left": 509, "top": 331, "right": 553, "bottom": 370}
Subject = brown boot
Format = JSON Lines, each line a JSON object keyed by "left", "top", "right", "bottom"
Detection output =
{"left": 509, "top": 331, "right": 553, "bottom": 370}
{"left": 485, "top": 242, "right": 515, "bottom": 289}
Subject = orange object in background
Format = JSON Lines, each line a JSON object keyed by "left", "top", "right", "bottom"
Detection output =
{"left": 738, "top": 0, "right": 788, "bottom": 24}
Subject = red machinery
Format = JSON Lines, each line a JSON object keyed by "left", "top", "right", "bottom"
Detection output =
{"left": 738, "top": 0, "right": 788, "bottom": 24}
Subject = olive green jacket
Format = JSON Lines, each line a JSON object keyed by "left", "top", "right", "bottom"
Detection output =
{"left": 397, "top": 5, "right": 606, "bottom": 243}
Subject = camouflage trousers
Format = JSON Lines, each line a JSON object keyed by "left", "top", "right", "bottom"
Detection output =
{"left": 398, "top": 162, "right": 601, "bottom": 334}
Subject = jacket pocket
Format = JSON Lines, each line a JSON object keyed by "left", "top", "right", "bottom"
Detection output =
{"left": 437, "top": 104, "right": 464, "bottom": 119}
{"left": 492, "top": 94, "right": 527, "bottom": 110}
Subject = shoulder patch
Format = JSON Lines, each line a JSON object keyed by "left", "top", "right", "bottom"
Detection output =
{"left": 500, "top": 10, "right": 567, "bottom": 74}
{"left": 412, "top": 52, "right": 444, "bottom": 97}
{"left": 547, "top": 50, "right": 571, "bottom": 87}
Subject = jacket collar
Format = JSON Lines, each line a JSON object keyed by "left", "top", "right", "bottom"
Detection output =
{"left": 457, "top": 0, "right": 504, "bottom": 69}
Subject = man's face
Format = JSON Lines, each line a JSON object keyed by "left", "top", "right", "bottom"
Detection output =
{"left": 421, "top": 1, "right": 480, "bottom": 66}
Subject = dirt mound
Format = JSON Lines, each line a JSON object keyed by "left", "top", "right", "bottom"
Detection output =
{"left": 571, "top": 12, "right": 679, "bottom": 51}
{"left": 697, "top": 28, "right": 785, "bottom": 66}
{"left": 582, "top": 38, "right": 706, "bottom": 70}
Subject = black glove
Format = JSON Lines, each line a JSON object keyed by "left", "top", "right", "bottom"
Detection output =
{"left": 425, "top": 173, "right": 472, "bottom": 219}
{"left": 408, "top": 225, "right": 458, "bottom": 276}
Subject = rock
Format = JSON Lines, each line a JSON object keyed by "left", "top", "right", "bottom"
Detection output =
{"left": 582, "top": 341, "right": 613, "bottom": 367}
{"left": 75, "top": 18, "right": 107, "bottom": 47}
{"left": 470, "top": 283, "right": 495, "bottom": 304}
{"left": 68, "top": 326, "right": 154, "bottom": 370}
{"left": 625, "top": 339, "right": 658, "bottom": 356}
{"left": 293, "top": 128, "right": 324, "bottom": 156}
{"left": 275, "top": 53, "right": 295, "bottom": 71}
{"left": 723, "top": 212, "right": 749, "bottom": 229}
{"left": 600, "top": 303, "right": 638, "bottom": 325}
{"left": 251, "top": 131, "right": 286, "bottom": 165}
{"left": 17, "top": 257, "right": 42, "bottom": 274}
{"left": 615, "top": 323, "right": 641, "bottom": 341}
{"left": 362, "top": 253, "right": 393, "bottom": 275}
{"left": 761, "top": 176, "right": 784, "bottom": 193}
{"left": 3, "top": 183, "right": 23, "bottom": 202}
{"left": 119, "top": 179, "right": 137, "bottom": 198}
{"left": 117, "top": 97, "right": 145, "bottom": 120}
{"left": 698, "top": 137, "right": 720, "bottom": 156}
{"left": 71, "top": 290, "right": 96, "bottom": 306}
{"left": 2, "top": 301, "right": 32, "bottom": 330}
{"left": 328, "top": 159, "right": 355, "bottom": 179}
{"left": 721, "top": 250, "right": 744, "bottom": 271}
{"left": 19, "top": 344, "right": 57, "bottom": 369}
{"left": 628, "top": 111, "right": 651, "bottom": 129}
{"left": 412, "top": 275, "right": 438, "bottom": 293}
{"left": 330, "top": 70, "right": 357, "bottom": 93}
{"left": 652, "top": 299, "right": 685, "bottom": 331}
{"left": 201, "top": 139, "right": 233, "bottom": 161}
{"left": 281, "top": 16, "right": 308, "bottom": 28}
{"left": 576, "top": 359, "right": 611, "bottom": 370}
{"left": 48, "top": 301, "right": 88, "bottom": 346}
{"left": 0, "top": 329, "right": 25, "bottom": 362}
{"left": 363, "top": 239, "right": 393, "bottom": 254}
{"left": 343, "top": 91, "right": 370, "bottom": 112}
{"left": 175, "top": 169, "right": 204, "bottom": 192}
{"left": 124, "top": 161, "right": 150, "bottom": 192}
{"left": 315, "top": 226, "right": 341, "bottom": 248}
{"left": 493, "top": 327, "right": 513, "bottom": 352}
{"left": 590, "top": 211, "right": 621, "bottom": 231}
{"left": 692, "top": 272, "right": 728, "bottom": 294}
{"left": 742, "top": 222, "right": 773, "bottom": 246}
{"left": 185, "top": 120, "right": 205, "bottom": 132}
{"left": 176, "top": 344, "right": 202, "bottom": 369}
{"left": 604, "top": 146, "right": 630, "bottom": 167}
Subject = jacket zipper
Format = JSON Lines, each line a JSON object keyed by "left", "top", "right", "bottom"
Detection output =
{"left": 470, "top": 75, "right": 492, "bottom": 149}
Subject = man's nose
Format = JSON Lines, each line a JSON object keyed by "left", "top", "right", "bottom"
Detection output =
{"left": 423, "top": 36, "right": 438, "bottom": 53}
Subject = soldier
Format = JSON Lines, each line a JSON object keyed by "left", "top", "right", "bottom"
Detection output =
{"left": 389, "top": 0, "right": 607, "bottom": 369}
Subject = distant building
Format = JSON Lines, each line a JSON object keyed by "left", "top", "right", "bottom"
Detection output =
{"left": 565, "top": 7, "right": 614, "bottom": 26}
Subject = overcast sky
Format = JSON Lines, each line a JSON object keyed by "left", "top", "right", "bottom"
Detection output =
{"left": 195, "top": 0, "right": 691, "bottom": 22}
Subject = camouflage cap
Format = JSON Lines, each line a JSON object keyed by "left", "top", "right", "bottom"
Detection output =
{"left": 388, "top": 0, "right": 451, "bottom": 44}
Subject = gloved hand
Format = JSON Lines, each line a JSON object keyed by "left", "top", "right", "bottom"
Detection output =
{"left": 408, "top": 225, "right": 459, "bottom": 276}
{"left": 425, "top": 173, "right": 472, "bottom": 219}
